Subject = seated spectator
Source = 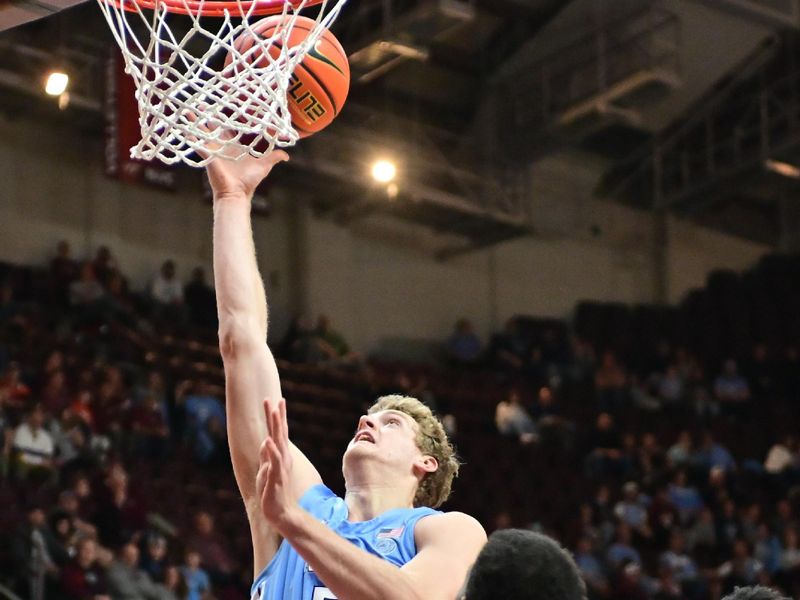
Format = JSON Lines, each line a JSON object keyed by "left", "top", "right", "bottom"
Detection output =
{"left": 59, "top": 536, "right": 110, "bottom": 600}
{"left": 574, "top": 536, "right": 610, "bottom": 598}
{"left": 50, "top": 510, "right": 80, "bottom": 565}
{"left": 649, "top": 487, "right": 679, "bottom": 542}
{"left": 128, "top": 394, "right": 170, "bottom": 459}
{"left": 69, "top": 389, "right": 96, "bottom": 431}
{"left": 185, "top": 511, "right": 236, "bottom": 585}
{"left": 134, "top": 372, "right": 169, "bottom": 433}
{"left": 163, "top": 566, "right": 188, "bottom": 600}
{"left": 765, "top": 436, "right": 799, "bottom": 477}
{"left": 638, "top": 433, "right": 665, "bottom": 487}
{"left": 491, "top": 317, "right": 529, "bottom": 372}
{"left": 150, "top": 260, "right": 186, "bottom": 323}
{"left": 107, "top": 542, "right": 174, "bottom": 600}
{"left": 178, "top": 381, "right": 227, "bottom": 463}
{"left": 12, "top": 404, "right": 54, "bottom": 481}
{"left": 777, "top": 527, "right": 800, "bottom": 578}
{"left": 694, "top": 431, "right": 737, "bottom": 473}
{"left": 594, "top": 351, "right": 628, "bottom": 411}
{"left": 0, "top": 361, "right": 31, "bottom": 408}
{"left": 718, "top": 539, "right": 764, "bottom": 590}
{"left": 50, "top": 240, "right": 80, "bottom": 304}
{"left": 658, "top": 365, "right": 686, "bottom": 407}
{"left": 613, "top": 561, "right": 650, "bottom": 600}
{"left": 91, "top": 245, "right": 119, "bottom": 288}
{"left": 668, "top": 470, "right": 704, "bottom": 524}
{"left": 531, "top": 386, "right": 573, "bottom": 449}
{"left": 607, "top": 523, "right": 642, "bottom": 569}
{"left": 184, "top": 267, "right": 217, "bottom": 329}
{"left": 585, "top": 413, "right": 624, "bottom": 479}
{"left": 718, "top": 499, "right": 744, "bottom": 552}
{"left": 40, "top": 369, "right": 70, "bottom": 416}
{"left": 93, "top": 463, "right": 146, "bottom": 549}
{"left": 494, "top": 389, "right": 537, "bottom": 444}
{"left": 69, "top": 263, "right": 105, "bottom": 307}
{"left": 614, "top": 482, "right": 652, "bottom": 539}
{"left": 687, "top": 508, "right": 718, "bottom": 552}
{"left": 10, "top": 504, "right": 69, "bottom": 598}
{"left": 140, "top": 532, "right": 169, "bottom": 584}
{"left": 105, "top": 272, "right": 136, "bottom": 324}
{"left": 446, "top": 318, "right": 483, "bottom": 366}
{"left": 714, "top": 359, "right": 751, "bottom": 419}
{"left": 660, "top": 530, "right": 701, "bottom": 596}
{"left": 656, "top": 564, "right": 684, "bottom": 600}
{"left": 54, "top": 489, "right": 98, "bottom": 540}
{"left": 667, "top": 430, "right": 692, "bottom": 469}
{"left": 703, "top": 466, "right": 731, "bottom": 515}
{"left": 753, "top": 523, "right": 781, "bottom": 576}
{"left": 180, "top": 550, "right": 212, "bottom": 600}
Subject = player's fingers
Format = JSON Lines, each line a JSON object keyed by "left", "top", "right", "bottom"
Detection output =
{"left": 267, "top": 150, "right": 290, "bottom": 166}
{"left": 278, "top": 398, "right": 290, "bottom": 454}
{"left": 259, "top": 436, "right": 270, "bottom": 464}
{"left": 269, "top": 403, "right": 282, "bottom": 449}
{"left": 263, "top": 398, "right": 273, "bottom": 438}
{"left": 265, "top": 438, "right": 282, "bottom": 484}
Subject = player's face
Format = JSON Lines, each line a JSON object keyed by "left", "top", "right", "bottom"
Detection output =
{"left": 343, "top": 409, "right": 426, "bottom": 469}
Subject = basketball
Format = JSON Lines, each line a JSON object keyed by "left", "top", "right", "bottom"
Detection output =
{"left": 226, "top": 16, "right": 350, "bottom": 138}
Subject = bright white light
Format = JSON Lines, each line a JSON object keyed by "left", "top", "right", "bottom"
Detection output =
{"left": 371, "top": 159, "right": 397, "bottom": 183}
{"left": 766, "top": 159, "right": 800, "bottom": 179}
{"left": 45, "top": 72, "right": 69, "bottom": 96}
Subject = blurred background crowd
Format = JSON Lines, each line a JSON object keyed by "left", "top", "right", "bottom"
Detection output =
{"left": 2, "top": 240, "right": 800, "bottom": 600}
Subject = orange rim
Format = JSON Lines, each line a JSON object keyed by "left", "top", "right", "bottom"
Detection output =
{"left": 104, "top": 0, "right": 324, "bottom": 17}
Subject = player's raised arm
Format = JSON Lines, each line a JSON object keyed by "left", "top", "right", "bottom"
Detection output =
{"left": 208, "top": 149, "right": 322, "bottom": 573}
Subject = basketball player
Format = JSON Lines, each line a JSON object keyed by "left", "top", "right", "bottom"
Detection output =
{"left": 207, "top": 149, "right": 487, "bottom": 600}
{"left": 458, "top": 529, "right": 587, "bottom": 600}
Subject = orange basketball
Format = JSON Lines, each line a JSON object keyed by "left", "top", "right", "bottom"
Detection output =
{"left": 226, "top": 16, "right": 350, "bottom": 138}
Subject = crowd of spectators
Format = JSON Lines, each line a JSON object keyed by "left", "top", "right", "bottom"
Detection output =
{"left": 2, "top": 239, "right": 799, "bottom": 600}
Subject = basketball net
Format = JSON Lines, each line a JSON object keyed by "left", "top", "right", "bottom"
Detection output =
{"left": 96, "top": 0, "right": 347, "bottom": 167}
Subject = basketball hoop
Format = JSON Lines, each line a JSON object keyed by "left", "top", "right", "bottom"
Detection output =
{"left": 97, "top": 0, "right": 347, "bottom": 167}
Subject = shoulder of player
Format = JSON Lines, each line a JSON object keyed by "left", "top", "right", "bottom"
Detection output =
{"left": 415, "top": 511, "right": 487, "bottom": 547}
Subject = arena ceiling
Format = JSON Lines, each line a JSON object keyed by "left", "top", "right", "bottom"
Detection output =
{"left": 0, "top": 0, "right": 797, "bottom": 254}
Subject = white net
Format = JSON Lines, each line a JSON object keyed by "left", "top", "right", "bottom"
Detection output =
{"left": 97, "top": 0, "right": 347, "bottom": 167}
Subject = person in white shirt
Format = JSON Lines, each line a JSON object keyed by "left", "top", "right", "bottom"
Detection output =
{"left": 13, "top": 404, "right": 54, "bottom": 479}
{"left": 151, "top": 260, "right": 184, "bottom": 305}
{"left": 764, "top": 436, "right": 798, "bottom": 475}
{"left": 150, "top": 260, "right": 188, "bottom": 325}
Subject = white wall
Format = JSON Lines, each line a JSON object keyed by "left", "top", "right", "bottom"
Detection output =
{"left": 0, "top": 114, "right": 773, "bottom": 353}
{"left": 0, "top": 114, "right": 295, "bottom": 334}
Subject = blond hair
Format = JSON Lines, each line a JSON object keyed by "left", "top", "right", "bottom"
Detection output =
{"left": 368, "top": 395, "right": 459, "bottom": 508}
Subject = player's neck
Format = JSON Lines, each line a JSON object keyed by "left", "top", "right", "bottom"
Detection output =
{"left": 344, "top": 484, "right": 416, "bottom": 522}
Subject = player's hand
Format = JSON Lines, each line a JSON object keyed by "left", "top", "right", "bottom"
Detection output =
{"left": 186, "top": 108, "right": 289, "bottom": 199}
{"left": 256, "top": 398, "right": 298, "bottom": 529}
{"left": 206, "top": 148, "right": 289, "bottom": 200}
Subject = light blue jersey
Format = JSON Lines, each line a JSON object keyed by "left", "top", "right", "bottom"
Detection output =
{"left": 251, "top": 484, "right": 440, "bottom": 600}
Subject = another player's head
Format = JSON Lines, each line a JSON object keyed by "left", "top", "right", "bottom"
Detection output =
{"left": 342, "top": 395, "right": 458, "bottom": 508}
{"left": 460, "top": 529, "right": 587, "bottom": 600}
{"left": 722, "top": 587, "right": 790, "bottom": 600}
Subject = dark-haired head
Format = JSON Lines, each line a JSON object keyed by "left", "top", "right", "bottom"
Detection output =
{"left": 461, "top": 529, "right": 586, "bottom": 600}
